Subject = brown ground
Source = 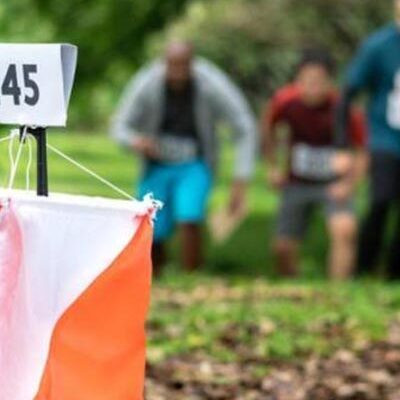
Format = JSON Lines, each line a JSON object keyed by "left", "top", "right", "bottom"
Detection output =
{"left": 146, "top": 340, "right": 400, "bottom": 400}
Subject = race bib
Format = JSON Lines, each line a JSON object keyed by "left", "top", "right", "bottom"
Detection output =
{"left": 387, "top": 71, "right": 400, "bottom": 130}
{"left": 157, "top": 134, "right": 199, "bottom": 163}
{"left": 292, "top": 144, "right": 336, "bottom": 181}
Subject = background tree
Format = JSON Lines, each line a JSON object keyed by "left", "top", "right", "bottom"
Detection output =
{"left": 0, "top": 0, "right": 392, "bottom": 127}
{"left": 0, "top": 0, "right": 191, "bottom": 127}
{"left": 149, "top": 0, "right": 391, "bottom": 109}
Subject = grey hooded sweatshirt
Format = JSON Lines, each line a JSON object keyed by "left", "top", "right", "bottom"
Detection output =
{"left": 111, "top": 58, "right": 257, "bottom": 179}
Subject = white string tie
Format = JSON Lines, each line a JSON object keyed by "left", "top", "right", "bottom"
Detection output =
{"left": 7, "top": 128, "right": 27, "bottom": 191}
{"left": 0, "top": 131, "right": 16, "bottom": 190}
{"left": 46, "top": 142, "right": 135, "bottom": 201}
{"left": 7, "top": 130, "right": 19, "bottom": 177}
{"left": 25, "top": 134, "right": 34, "bottom": 191}
{"left": 0, "top": 133, "right": 13, "bottom": 144}
{"left": 1, "top": 131, "right": 162, "bottom": 215}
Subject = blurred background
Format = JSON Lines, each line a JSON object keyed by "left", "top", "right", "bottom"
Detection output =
{"left": 0, "top": 0, "right": 391, "bottom": 275}
{"left": 0, "top": 0, "right": 390, "bottom": 127}
{"left": 2, "top": 1, "right": 400, "bottom": 399}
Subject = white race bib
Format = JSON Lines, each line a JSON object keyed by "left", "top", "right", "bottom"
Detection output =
{"left": 157, "top": 134, "right": 199, "bottom": 163}
{"left": 387, "top": 71, "right": 400, "bottom": 129}
{"left": 292, "top": 144, "right": 335, "bottom": 180}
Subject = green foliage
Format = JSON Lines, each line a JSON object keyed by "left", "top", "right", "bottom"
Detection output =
{"left": 0, "top": 1, "right": 54, "bottom": 42}
{"left": 0, "top": 0, "right": 393, "bottom": 126}
{"left": 151, "top": 0, "right": 392, "bottom": 108}
{"left": 0, "top": 0, "right": 191, "bottom": 127}
{"left": 32, "top": 0, "right": 190, "bottom": 84}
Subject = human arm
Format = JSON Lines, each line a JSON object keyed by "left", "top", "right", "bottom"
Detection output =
{"left": 330, "top": 107, "right": 369, "bottom": 201}
{"left": 329, "top": 149, "right": 368, "bottom": 202}
{"left": 260, "top": 97, "right": 287, "bottom": 189}
{"left": 334, "top": 37, "right": 376, "bottom": 181}
{"left": 201, "top": 61, "right": 258, "bottom": 212}
{"left": 110, "top": 65, "right": 159, "bottom": 157}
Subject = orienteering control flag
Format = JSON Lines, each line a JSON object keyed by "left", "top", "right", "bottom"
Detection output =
{"left": 0, "top": 191, "right": 156, "bottom": 400}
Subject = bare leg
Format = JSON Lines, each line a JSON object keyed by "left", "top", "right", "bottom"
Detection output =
{"left": 180, "top": 223, "right": 203, "bottom": 272}
{"left": 327, "top": 213, "right": 357, "bottom": 280}
{"left": 152, "top": 242, "right": 167, "bottom": 277}
{"left": 273, "top": 238, "right": 300, "bottom": 278}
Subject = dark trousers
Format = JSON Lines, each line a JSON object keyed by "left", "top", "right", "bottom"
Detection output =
{"left": 357, "top": 151, "right": 400, "bottom": 279}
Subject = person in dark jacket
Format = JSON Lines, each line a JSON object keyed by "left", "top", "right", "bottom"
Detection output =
{"left": 335, "top": 0, "right": 400, "bottom": 279}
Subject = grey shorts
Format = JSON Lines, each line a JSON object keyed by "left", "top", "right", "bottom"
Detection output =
{"left": 276, "top": 183, "right": 354, "bottom": 240}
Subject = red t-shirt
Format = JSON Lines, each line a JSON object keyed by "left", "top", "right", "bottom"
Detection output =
{"left": 263, "top": 84, "right": 367, "bottom": 183}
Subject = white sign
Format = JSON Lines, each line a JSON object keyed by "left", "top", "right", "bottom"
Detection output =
{"left": 0, "top": 43, "right": 78, "bottom": 127}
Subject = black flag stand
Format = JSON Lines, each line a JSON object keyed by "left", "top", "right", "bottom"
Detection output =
{"left": 20, "top": 126, "right": 48, "bottom": 197}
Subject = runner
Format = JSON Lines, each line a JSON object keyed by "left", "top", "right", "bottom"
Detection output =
{"left": 262, "top": 49, "right": 367, "bottom": 279}
{"left": 111, "top": 41, "right": 257, "bottom": 274}
{"left": 336, "top": 0, "right": 400, "bottom": 279}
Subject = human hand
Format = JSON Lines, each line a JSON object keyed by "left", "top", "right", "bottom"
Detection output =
{"left": 331, "top": 150, "right": 354, "bottom": 177}
{"left": 267, "top": 167, "right": 287, "bottom": 190}
{"left": 131, "top": 136, "right": 159, "bottom": 159}
{"left": 229, "top": 180, "right": 248, "bottom": 215}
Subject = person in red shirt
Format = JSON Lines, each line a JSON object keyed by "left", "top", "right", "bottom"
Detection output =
{"left": 261, "top": 49, "right": 368, "bottom": 279}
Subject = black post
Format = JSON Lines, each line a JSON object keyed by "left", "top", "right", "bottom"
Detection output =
{"left": 20, "top": 126, "right": 49, "bottom": 196}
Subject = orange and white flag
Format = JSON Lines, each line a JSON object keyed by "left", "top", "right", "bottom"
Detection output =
{"left": 0, "top": 190, "right": 157, "bottom": 400}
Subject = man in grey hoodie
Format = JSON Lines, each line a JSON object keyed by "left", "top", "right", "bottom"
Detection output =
{"left": 111, "top": 42, "right": 257, "bottom": 273}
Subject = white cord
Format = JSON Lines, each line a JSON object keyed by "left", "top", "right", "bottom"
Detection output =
{"left": 8, "top": 130, "right": 18, "bottom": 175}
{"left": 0, "top": 134, "right": 13, "bottom": 144}
{"left": 3, "top": 130, "right": 33, "bottom": 191}
{"left": 7, "top": 127, "right": 27, "bottom": 190}
{"left": 46, "top": 143, "right": 135, "bottom": 201}
{"left": 2, "top": 130, "right": 137, "bottom": 202}
{"left": 0, "top": 132, "right": 16, "bottom": 188}
{"left": 25, "top": 134, "right": 34, "bottom": 191}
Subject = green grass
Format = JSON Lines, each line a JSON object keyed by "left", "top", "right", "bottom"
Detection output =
{"left": 0, "top": 130, "right": 139, "bottom": 197}
{"left": 0, "top": 129, "right": 282, "bottom": 274}
{"left": 149, "top": 274, "right": 400, "bottom": 363}
{"left": 0, "top": 129, "right": 397, "bottom": 362}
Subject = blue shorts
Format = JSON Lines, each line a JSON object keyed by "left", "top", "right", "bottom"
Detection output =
{"left": 138, "top": 160, "right": 212, "bottom": 242}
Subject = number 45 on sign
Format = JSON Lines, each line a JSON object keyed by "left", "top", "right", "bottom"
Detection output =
{"left": 0, "top": 44, "right": 77, "bottom": 127}
{"left": 1, "top": 64, "right": 39, "bottom": 106}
